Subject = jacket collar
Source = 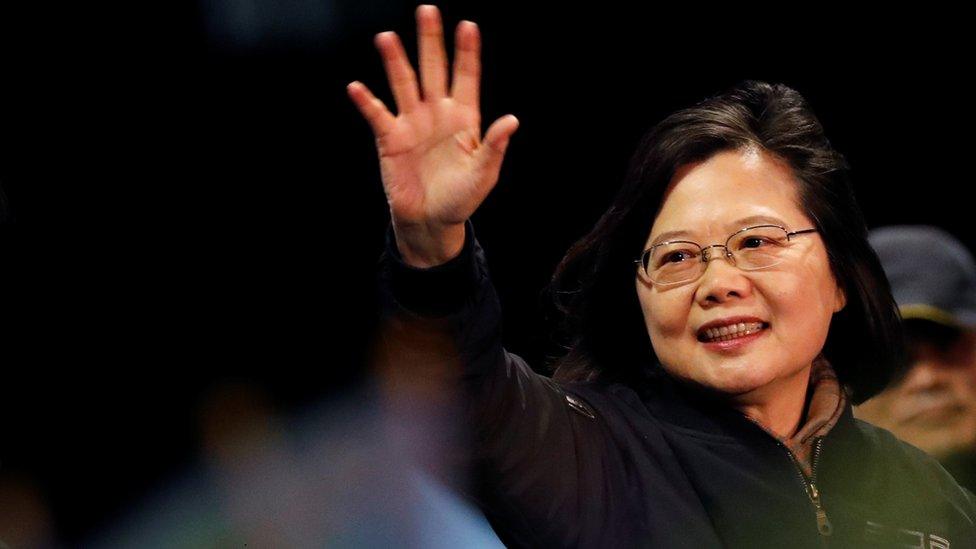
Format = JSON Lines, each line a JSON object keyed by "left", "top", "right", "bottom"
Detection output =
{"left": 634, "top": 358, "right": 858, "bottom": 450}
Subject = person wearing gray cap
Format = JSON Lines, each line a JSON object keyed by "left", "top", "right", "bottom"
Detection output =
{"left": 857, "top": 225, "right": 976, "bottom": 491}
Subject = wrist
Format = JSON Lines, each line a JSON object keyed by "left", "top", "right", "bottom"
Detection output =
{"left": 392, "top": 220, "right": 466, "bottom": 268}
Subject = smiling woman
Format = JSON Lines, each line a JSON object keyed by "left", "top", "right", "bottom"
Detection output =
{"left": 635, "top": 149, "right": 848, "bottom": 437}
{"left": 358, "top": 5, "right": 976, "bottom": 547}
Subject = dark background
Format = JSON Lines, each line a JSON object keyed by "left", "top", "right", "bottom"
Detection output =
{"left": 2, "top": 1, "right": 972, "bottom": 544}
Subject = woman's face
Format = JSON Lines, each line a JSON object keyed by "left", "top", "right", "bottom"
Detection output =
{"left": 635, "top": 148, "right": 846, "bottom": 402}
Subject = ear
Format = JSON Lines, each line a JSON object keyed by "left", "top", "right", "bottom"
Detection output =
{"left": 833, "top": 284, "right": 847, "bottom": 313}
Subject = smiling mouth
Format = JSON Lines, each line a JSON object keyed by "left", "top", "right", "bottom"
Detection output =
{"left": 898, "top": 402, "right": 969, "bottom": 426}
{"left": 697, "top": 322, "right": 770, "bottom": 343}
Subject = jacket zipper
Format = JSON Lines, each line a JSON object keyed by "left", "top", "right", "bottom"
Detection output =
{"left": 744, "top": 416, "right": 833, "bottom": 539}
{"left": 782, "top": 437, "right": 832, "bottom": 537}
{"left": 808, "top": 438, "right": 832, "bottom": 537}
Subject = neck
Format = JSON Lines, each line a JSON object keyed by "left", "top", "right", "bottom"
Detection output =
{"left": 731, "top": 364, "right": 813, "bottom": 439}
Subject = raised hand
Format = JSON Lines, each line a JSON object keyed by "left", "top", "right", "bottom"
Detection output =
{"left": 347, "top": 4, "right": 519, "bottom": 267}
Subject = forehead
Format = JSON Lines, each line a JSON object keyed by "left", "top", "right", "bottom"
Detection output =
{"left": 648, "top": 148, "right": 808, "bottom": 244}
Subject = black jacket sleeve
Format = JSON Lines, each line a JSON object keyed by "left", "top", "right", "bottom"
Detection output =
{"left": 375, "top": 218, "right": 614, "bottom": 547}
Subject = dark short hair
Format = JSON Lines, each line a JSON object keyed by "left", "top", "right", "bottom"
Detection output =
{"left": 544, "top": 80, "right": 905, "bottom": 404}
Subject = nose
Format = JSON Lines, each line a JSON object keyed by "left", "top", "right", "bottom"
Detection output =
{"left": 695, "top": 248, "right": 753, "bottom": 307}
{"left": 900, "top": 359, "right": 952, "bottom": 393}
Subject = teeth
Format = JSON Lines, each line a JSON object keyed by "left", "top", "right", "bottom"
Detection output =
{"left": 702, "top": 322, "right": 765, "bottom": 342}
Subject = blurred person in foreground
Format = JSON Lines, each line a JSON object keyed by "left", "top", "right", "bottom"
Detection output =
{"left": 350, "top": 5, "right": 976, "bottom": 546}
{"left": 857, "top": 226, "right": 976, "bottom": 491}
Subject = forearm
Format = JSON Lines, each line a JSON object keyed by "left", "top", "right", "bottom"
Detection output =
{"left": 374, "top": 217, "right": 594, "bottom": 545}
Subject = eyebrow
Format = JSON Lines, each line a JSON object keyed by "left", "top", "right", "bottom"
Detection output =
{"left": 648, "top": 215, "right": 791, "bottom": 247}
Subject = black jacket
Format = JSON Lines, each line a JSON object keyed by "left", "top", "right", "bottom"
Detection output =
{"left": 376, "top": 218, "right": 976, "bottom": 548}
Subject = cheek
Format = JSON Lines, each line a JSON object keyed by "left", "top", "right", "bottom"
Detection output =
{"left": 642, "top": 291, "right": 690, "bottom": 340}
{"left": 949, "top": 371, "right": 976, "bottom": 399}
{"left": 771, "top": 271, "right": 836, "bottom": 342}
{"left": 794, "top": 255, "right": 840, "bottom": 314}
{"left": 805, "top": 250, "right": 843, "bottom": 310}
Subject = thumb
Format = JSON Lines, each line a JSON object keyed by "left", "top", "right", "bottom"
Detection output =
{"left": 477, "top": 114, "right": 519, "bottom": 174}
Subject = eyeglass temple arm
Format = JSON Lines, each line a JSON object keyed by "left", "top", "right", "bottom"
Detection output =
{"left": 787, "top": 228, "right": 818, "bottom": 239}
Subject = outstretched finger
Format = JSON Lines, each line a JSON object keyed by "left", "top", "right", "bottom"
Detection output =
{"left": 346, "top": 81, "right": 396, "bottom": 137}
{"left": 451, "top": 20, "right": 480, "bottom": 110}
{"left": 417, "top": 5, "right": 449, "bottom": 101}
{"left": 477, "top": 114, "right": 520, "bottom": 179}
{"left": 374, "top": 31, "right": 421, "bottom": 114}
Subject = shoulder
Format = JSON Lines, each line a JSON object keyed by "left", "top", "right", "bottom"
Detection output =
{"left": 557, "top": 380, "right": 649, "bottom": 417}
{"left": 853, "top": 418, "right": 945, "bottom": 474}
{"left": 852, "top": 418, "right": 928, "bottom": 459}
{"left": 542, "top": 379, "right": 658, "bottom": 436}
{"left": 852, "top": 418, "right": 976, "bottom": 517}
{"left": 852, "top": 418, "right": 949, "bottom": 480}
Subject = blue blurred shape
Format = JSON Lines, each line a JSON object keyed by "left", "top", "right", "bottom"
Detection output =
{"left": 202, "top": 0, "right": 337, "bottom": 51}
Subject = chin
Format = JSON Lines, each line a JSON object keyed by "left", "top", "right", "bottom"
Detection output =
{"left": 666, "top": 367, "right": 771, "bottom": 399}
{"left": 702, "top": 362, "right": 779, "bottom": 395}
{"left": 703, "top": 376, "right": 771, "bottom": 398}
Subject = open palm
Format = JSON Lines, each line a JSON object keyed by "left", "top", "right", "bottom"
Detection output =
{"left": 347, "top": 5, "right": 519, "bottom": 234}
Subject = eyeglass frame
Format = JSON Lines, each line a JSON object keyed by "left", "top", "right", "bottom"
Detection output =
{"left": 633, "top": 224, "right": 819, "bottom": 286}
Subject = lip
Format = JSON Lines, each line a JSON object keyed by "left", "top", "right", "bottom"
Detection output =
{"left": 700, "top": 326, "right": 769, "bottom": 352}
{"left": 696, "top": 315, "right": 769, "bottom": 339}
{"left": 896, "top": 401, "right": 967, "bottom": 426}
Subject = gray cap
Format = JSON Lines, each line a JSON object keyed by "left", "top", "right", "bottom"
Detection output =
{"left": 868, "top": 225, "right": 976, "bottom": 329}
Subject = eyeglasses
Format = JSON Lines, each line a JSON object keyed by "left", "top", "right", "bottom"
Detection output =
{"left": 634, "top": 224, "right": 819, "bottom": 286}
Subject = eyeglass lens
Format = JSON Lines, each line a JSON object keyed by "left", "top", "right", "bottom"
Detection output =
{"left": 643, "top": 226, "right": 792, "bottom": 284}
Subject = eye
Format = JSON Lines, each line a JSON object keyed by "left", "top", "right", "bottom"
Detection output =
{"left": 741, "top": 236, "right": 771, "bottom": 249}
{"left": 657, "top": 249, "right": 697, "bottom": 266}
{"left": 735, "top": 229, "right": 787, "bottom": 251}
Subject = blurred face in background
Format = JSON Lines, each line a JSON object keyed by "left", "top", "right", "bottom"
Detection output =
{"left": 855, "top": 322, "right": 976, "bottom": 458}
